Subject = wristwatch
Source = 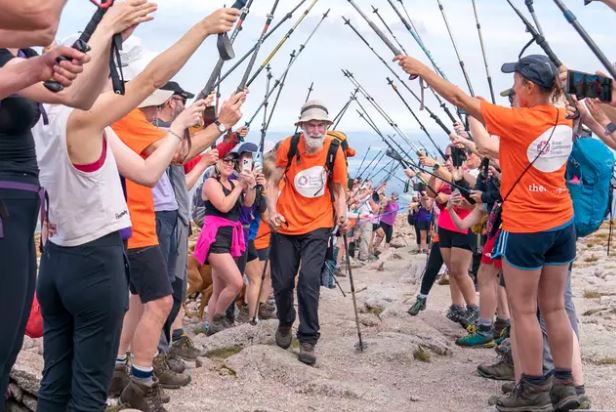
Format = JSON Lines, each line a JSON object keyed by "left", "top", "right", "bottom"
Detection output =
{"left": 214, "top": 119, "right": 227, "bottom": 134}
{"left": 433, "top": 163, "right": 441, "bottom": 172}
{"left": 604, "top": 122, "right": 616, "bottom": 136}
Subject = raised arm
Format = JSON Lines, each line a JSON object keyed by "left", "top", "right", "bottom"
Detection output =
{"left": 468, "top": 116, "right": 500, "bottom": 158}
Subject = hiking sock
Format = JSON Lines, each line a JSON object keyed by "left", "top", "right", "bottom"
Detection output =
{"left": 575, "top": 384, "right": 585, "bottom": 396}
{"left": 172, "top": 328, "right": 184, "bottom": 343}
{"left": 523, "top": 374, "right": 548, "bottom": 386}
{"left": 116, "top": 354, "right": 127, "bottom": 367}
{"left": 554, "top": 368, "right": 574, "bottom": 381}
{"left": 418, "top": 293, "right": 427, "bottom": 300}
{"left": 451, "top": 304, "right": 465, "bottom": 312}
{"left": 477, "top": 319, "right": 493, "bottom": 337}
{"left": 131, "top": 364, "right": 154, "bottom": 385}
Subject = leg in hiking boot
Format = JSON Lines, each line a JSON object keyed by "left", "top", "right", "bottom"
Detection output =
{"left": 121, "top": 377, "right": 168, "bottom": 412}
{"left": 296, "top": 229, "right": 330, "bottom": 360}
{"left": 496, "top": 375, "right": 552, "bottom": 412}
{"left": 357, "top": 221, "right": 373, "bottom": 261}
{"left": 206, "top": 253, "right": 243, "bottom": 326}
{"left": 418, "top": 241, "right": 444, "bottom": 298}
{"left": 152, "top": 352, "right": 190, "bottom": 389}
{"left": 478, "top": 263, "right": 500, "bottom": 331}
{"left": 271, "top": 232, "right": 301, "bottom": 336}
{"left": 245, "top": 257, "right": 264, "bottom": 321}
{"left": 36, "top": 236, "right": 128, "bottom": 412}
{"left": 408, "top": 295, "right": 427, "bottom": 316}
{"left": 170, "top": 332, "right": 200, "bottom": 362}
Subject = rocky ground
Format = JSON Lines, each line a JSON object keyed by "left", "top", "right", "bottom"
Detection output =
{"left": 11, "top": 221, "right": 616, "bottom": 412}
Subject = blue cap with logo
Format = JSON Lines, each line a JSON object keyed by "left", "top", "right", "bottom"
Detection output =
{"left": 501, "top": 54, "right": 557, "bottom": 90}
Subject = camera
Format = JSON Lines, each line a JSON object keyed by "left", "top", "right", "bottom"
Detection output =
{"left": 413, "top": 182, "right": 427, "bottom": 192}
{"left": 566, "top": 70, "right": 613, "bottom": 102}
{"left": 451, "top": 146, "right": 467, "bottom": 168}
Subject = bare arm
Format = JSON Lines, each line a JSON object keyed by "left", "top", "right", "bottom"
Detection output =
{"left": 448, "top": 203, "right": 483, "bottom": 231}
{"left": 107, "top": 129, "right": 181, "bottom": 187}
{"left": 185, "top": 151, "right": 218, "bottom": 190}
{"left": 395, "top": 55, "right": 483, "bottom": 122}
{"left": 0, "top": 28, "right": 59, "bottom": 49}
{"left": 265, "top": 166, "right": 286, "bottom": 230}
{"left": 469, "top": 116, "right": 500, "bottom": 158}
{"left": 203, "top": 178, "right": 244, "bottom": 214}
{"left": 333, "top": 182, "right": 347, "bottom": 223}
{"left": 0, "top": 0, "right": 66, "bottom": 40}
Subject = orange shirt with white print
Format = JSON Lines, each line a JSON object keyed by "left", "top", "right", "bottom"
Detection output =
{"left": 275, "top": 134, "right": 348, "bottom": 236}
{"left": 111, "top": 109, "right": 166, "bottom": 249}
{"left": 479, "top": 101, "right": 573, "bottom": 233}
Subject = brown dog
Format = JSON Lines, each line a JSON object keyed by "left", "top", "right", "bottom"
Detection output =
{"left": 185, "top": 254, "right": 247, "bottom": 320}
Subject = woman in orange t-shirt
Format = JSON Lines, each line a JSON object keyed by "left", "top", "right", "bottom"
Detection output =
{"left": 396, "top": 53, "right": 578, "bottom": 410}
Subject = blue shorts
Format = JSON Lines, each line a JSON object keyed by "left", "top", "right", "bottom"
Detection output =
{"left": 495, "top": 221, "right": 576, "bottom": 271}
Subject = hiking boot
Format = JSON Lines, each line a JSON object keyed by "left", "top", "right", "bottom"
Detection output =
{"left": 456, "top": 332, "right": 496, "bottom": 348}
{"left": 494, "top": 318, "right": 511, "bottom": 339}
{"left": 407, "top": 295, "right": 427, "bottom": 316}
{"left": 108, "top": 363, "right": 129, "bottom": 398}
{"left": 120, "top": 378, "right": 167, "bottom": 412}
{"left": 258, "top": 303, "right": 277, "bottom": 320}
{"left": 165, "top": 353, "right": 186, "bottom": 374}
{"left": 446, "top": 305, "right": 466, "bottom": 324}
{"left": 169, "top": 335, "right": 201, "bottom": 361}
{"left": 298, "top": 342, "right": 316, "bottom": 365}
{"left": 193, "top": 322, "right": 209, "bottom": 336}
{"left": 550, "top": 378, "right": 580, "bottom": 412}
{"left": 461, "top": 305, "right": 480, "bottom": 328}
{"left": 153, "top": 353, "right": 191, "bottom": 389}
{"left": 275, "top": 324, "right": 292, "bottom": 349}
{"left": 502, "top": 381, "right": 515, "bottom": 394}
{"left": 207, "top": 314, "right": 230, "bottom": 336}
{"left": 477, "top": 358, "right": 515, "bottom": 381}
{"left": 496, "top": 378, "right": 553, "bottom": 412}
{"left": 236, "top": 305, "right": 250, "bottom": 324}
{"left": 578, "top": 394, "right": 591, "bottom": 410}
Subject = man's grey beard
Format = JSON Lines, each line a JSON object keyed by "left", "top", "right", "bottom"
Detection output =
{"left": 304, "top": 133, "right": 324, "bottom": 150}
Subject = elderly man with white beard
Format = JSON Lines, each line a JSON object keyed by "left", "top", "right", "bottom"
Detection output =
{"left": 266, "top": 100, "right": 349, "bottom": 365}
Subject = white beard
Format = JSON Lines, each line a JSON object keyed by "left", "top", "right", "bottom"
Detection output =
{"left": 304, "top": 133, "right": 324, "bottom": 151}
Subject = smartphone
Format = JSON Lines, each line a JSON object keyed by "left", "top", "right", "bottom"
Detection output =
{"left": 451, "top": 146, "right": 467, "bottom": 168}
{"left": 241, "top": 158, "right": 253, "bottom": 172}
{"left": 566, "top": 70, "right": 613, "bottom": 102}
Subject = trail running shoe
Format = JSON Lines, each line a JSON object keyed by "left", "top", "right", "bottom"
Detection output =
{"left": 407, "top": 295, "right": 427, "bottom": 316}
{"left": 446, "top": 305, "right": 466, "bottom": 324}
{"left": 456, "top": 332, "right": 496, "bottom": 348}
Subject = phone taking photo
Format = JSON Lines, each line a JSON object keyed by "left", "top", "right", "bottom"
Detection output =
{"left": 241, "top": 158, "right": 253, "bottom": 172}
{"left": 566, "top": 70, "right": 613, "bottom": 102}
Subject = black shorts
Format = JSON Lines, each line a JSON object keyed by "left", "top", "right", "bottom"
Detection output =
{"left": 256, "top": 247, "right": 270, "bottom": 261}
{"left": 209, "top": 227, "right": 233, "bottom": 255}
{"left": 127, "top": 245, "right": 173, "bottom": 303}
{"left": 379, "top": 222, "right": 394, "bottom": 243}
{"left": 372, "top": 223, "right": 379, "bottom": 232}
{"left": 438, "top": 227, "right": 474, "bottom": 251}
{"left": 247, "top": 240, "right": 258, "bottom": 262}
{"left": 416, "top": 220, "right": 431, "bottom": 231}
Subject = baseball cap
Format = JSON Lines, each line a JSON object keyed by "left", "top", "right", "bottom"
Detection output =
{"left": 236, "top": 142, "right": 258, "bottom": 155}
{"left": 501, "top": 54, "right": 557, "bottom": 90}
{"left": 162, "top": 81, "right": 195, "bottom": 100}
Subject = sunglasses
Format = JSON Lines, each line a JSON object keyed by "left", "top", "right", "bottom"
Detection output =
{"left": 222, "top": 158, "right": 237, "bottom": 165}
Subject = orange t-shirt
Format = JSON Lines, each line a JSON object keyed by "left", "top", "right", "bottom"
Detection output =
{"left": 479, "top": 101, "right": 574, "bottom": 233}
{"left": 275, "top": 134, "right": 348, "bottom": 235}
{"left": 254, "top": 219, "right": 271, "bottom": 250}
{"left": 111, "top": 109, "right": 166, "bottom": 249}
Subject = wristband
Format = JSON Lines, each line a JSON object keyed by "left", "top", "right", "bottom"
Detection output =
{"left": 168, "top": 129, "right": 183, "bottom": 142}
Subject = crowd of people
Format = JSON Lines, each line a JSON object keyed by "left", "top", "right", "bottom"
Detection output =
{"left": 1, "top": 1, "right": 616, "bottom": 412}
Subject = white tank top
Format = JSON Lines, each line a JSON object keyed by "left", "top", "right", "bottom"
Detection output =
{"left": 33, "top": 104, "right": 131, "bottom": 247}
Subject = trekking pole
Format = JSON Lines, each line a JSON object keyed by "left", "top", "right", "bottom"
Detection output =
{"left": 387, "top": 0, "right": 459, "bottom": 124}
{"left": 524, "top": 0, "right": 545, "bottom": 37}
{"left": 435, "top": 0, "right": 475, "bottom": 96}
{"left": 236, "top": 0, "right": 281, "bottom": 92}
{"left": 210, "top": 0, "right": 309, "bottom": 92}
{"left": 343, "top": 69, "right": 424, "bottom": 155}
{"left": 342, "top": 234, "right": 367, "bottom": 351}
{"left": 251, "top": 258, "right": 270, "bottom": 324}
{"left": 357, "top": 150, "right": 386, "bottom": 181}
{"left": 244, "top": 0, "right": 320, "bottom": 88}
{"left": 258, "top": 65, "right": 273, "bottom": 154}
{"left": 294, "top": 81, "right": 315, "bottom": 134}
{"left": 371, "top": 5, "right": 408, "bottom": 55}
{"left": 551, "top": 0, "right": 616, "bottom": 79}
{"left": 342, "top": 17, "right": 453, "bottom": 136}
{"left": 346, "top": 0, "right": 401, "bottom": 56}
{"left": 196, "top": 0, "right": 254, "bottom": 99}
{"left": 246, "top": 8, "right": 330, "bottom": 128}
{"left": 386, "top": 77, "right": 446, "bottom": 158}
{"left": 332, "top": 88, "right": 360, "bottom": 130}
{"left": 470, "top": 0, "right": 496, "bottom": 104}
{"left": 366, "top": 158, "right": 396, "bottom": 182}
{"left": 355, "top": 146, "right": 372, "bottom": 178}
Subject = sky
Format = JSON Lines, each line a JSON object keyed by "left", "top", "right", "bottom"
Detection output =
{"left": 55, "top": 0, "right": 616, "bottom": 185}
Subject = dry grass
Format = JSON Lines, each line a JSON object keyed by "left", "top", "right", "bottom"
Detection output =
{"left": 584, "top": 290, "right": 602, "bottom": 299}
{"left": 413, "top": 346, "right": 431, "bottom": 363}
{"left": 205, "top": 345, "right": 243, "bottom": 360}
{"left": 584, "top": 254, "right": 600, "bottom": 263}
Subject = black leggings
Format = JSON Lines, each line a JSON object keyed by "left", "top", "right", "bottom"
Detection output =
{"left": 0, "top": 186, "right": 39, "bottom": 403}
{"left": 419, "top": 241, "right": 444, "bottom": 296}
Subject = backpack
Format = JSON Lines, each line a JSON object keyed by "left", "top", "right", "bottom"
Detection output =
{"left": 566, "top": 136, "right": 615, "bottom": 238}
{"left": 191, "top": 166, "right": 215, "bottom": 227}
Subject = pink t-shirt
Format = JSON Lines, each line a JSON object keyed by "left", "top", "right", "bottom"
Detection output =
{"left": 436, "top": 185, "right": 470, "bottom": 234}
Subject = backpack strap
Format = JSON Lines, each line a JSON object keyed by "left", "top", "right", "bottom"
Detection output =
{"left": 325, "top": 138, "right": 341, "bottom": 203}
{"left": 285, "top": 133, "right": 302, "bottom": 172}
